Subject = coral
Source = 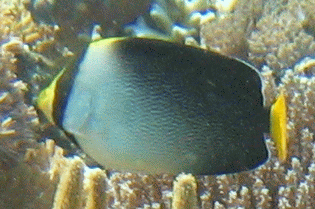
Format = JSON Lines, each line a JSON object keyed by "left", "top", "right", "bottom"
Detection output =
{"left": 214, "top": 0, "right": 239, "bottom": 13}
{"left": 201, "top": 0, "right": 315, "bottom": 77}
{"left": 278, "top": 61, "right": 315, "bottom": 166}
{"left": 26, "top": 0, "right": 152, "bottom": 40}
{"left": 0, "top": 30, "right": 39, "bottom": 172}
{"left": 246, "top": 0, "right": 315, "bottom": 77}
{"left": 2, "top": 0, "right": 315, "bottom": 208}
{"left": 0, "top": 0, "right": 76, "bottom": 100}
{"left": 52, "top": 157, "right": 85, "bottom": 209}
{"left": 200, "top": 0, "right": 265, "bottom": 57}
{"left": 0, "top": 1, "right": 54, "bottom": 45}
{"left": 125, "top": 0, "right": 215, "bottom": 43}
{"left": 172, "top": 173, "right": 198, "bottom": 209}
{"left": 84, "top": 168, "right": 107, "bottom": 209}
{"left": 0, "top": 139, "right": 60, "bottom": 208}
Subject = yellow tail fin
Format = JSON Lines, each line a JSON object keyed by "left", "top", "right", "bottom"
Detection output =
{"left": 270, "top": 92, "right": 288, "bottom": 162}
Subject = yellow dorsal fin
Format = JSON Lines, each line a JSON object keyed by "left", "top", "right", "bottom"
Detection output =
{"left": 270, "top": 92, "right": 288, "bottom": 162}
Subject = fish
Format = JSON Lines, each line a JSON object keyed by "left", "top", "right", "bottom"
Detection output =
{"left": 36, "top": 37, "right": 286, "bottom": 175}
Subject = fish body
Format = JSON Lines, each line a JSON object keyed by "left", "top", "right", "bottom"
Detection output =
{"left": 37, "top": 37, "right": 270, "bottom": 175}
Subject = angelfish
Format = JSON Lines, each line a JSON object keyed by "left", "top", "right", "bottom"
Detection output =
{"left": 36, "top": 37, "right": 286, "bottom": 175}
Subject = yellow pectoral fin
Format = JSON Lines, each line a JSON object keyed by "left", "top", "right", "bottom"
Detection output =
{"left": 270, "top": 92, "right": 288, "bottom": 162}
{"left": 36, "top": 68, "right": 67, "bottom": 124}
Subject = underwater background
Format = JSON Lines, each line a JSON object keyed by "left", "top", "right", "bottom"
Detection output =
{"left": 1, "top": 0, "right": 315, "bottom": 208}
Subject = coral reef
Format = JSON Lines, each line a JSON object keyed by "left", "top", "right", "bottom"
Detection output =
{"left": 200, "top": 0, "right": 265, "bottom": 57}
{"left": 172, "top": 173, "right": 198, "bottom": 209}
{"left": 1, "top": 0, "right": 315, "bottom": 208}
{"left": 201, "top": 0, "right": 315, "bottom": 76}
{"left": 248, "top": 0, "right": 315, "bottom": 77}
{"left": 84, "top": 168, "right": 107, "bottom": 209}
{"left": 126, "top": 0, "right": 216, "bottom": 43}
{"left": 26, "top": 0, "right": 153, "bottom": 41}
{"left": 52, "top": 156, "right": 85, "bottom": 209}
{"left": 199, "top": 0, "right": 315, "bottom": 208}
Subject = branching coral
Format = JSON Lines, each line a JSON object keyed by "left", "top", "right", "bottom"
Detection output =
{"left": 125, "top": 0, "right": 215, "bottom": 43}
{"left": 172, "top": 173, "right": 198, "bottom": 209}
{"left": 84, "top": 168, "right": 107, "bottom": 209}
{"left": 201, "top": 0, "right": 315, "bottom": 77}
{"left": 1, "top": 0, "right": 315, "bottom": 208}
{"left": 200, "top": 0, "right": 265, "bottom": 57}
{"left": 246, "top": 0, "right": 315, "bottom": 77}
